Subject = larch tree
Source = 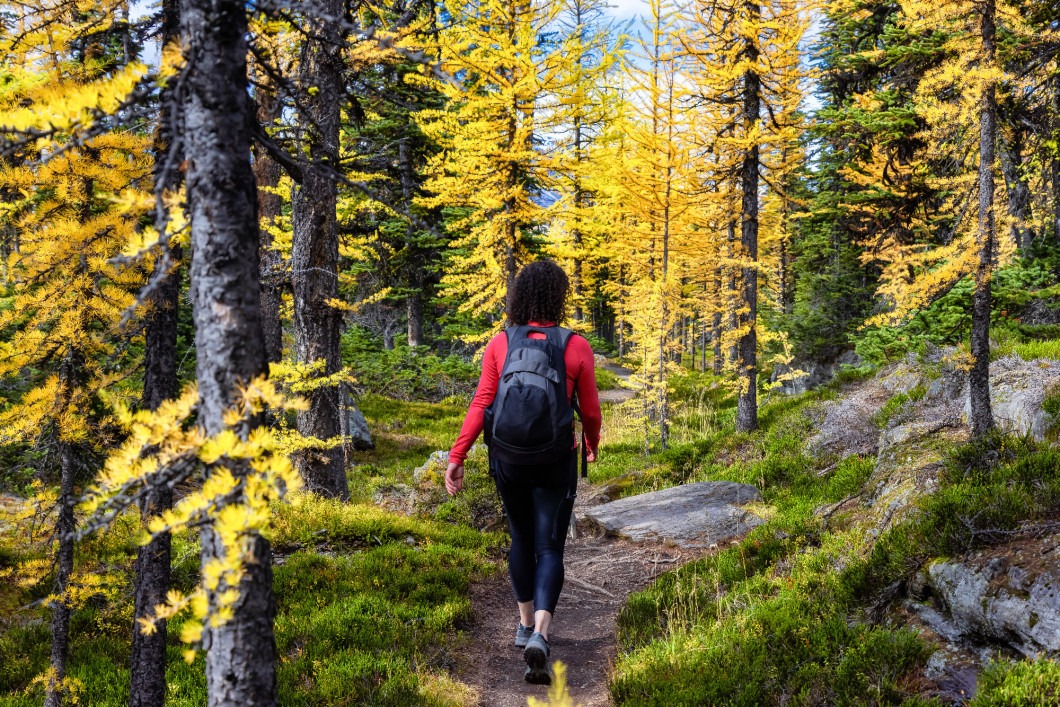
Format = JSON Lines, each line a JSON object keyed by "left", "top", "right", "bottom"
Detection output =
{"left": 132, "top": 0, "right": 183, "bottom": 703}
{"left": 0, "top": 5, "right": 154, "bottom": 704}
{"left": 600, "top": 0, "right": 696, "bottom": 448}
{"left": 291, "top": 0, "right": 350, "bottom": 500}
{"left": 250, "top": 15, "right": 291, "bottom": 366}
{"left": 549, "top": 0, "right": 623, "bottom": 323}
{"left": 681, "top": 0, "right": 808, "bottom": 431}
{"left": 885, "top": 0, "right": 1038, "bottom": 436}
{"left": 182, "top": 0, "right": 278, "bottom": 700}
{"left": 414, "top": 0, "right": 586, "bottom": 335}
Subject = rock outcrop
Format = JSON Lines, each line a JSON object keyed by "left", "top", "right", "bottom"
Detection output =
{"left": 341, "top": 400, "right": 375, "bottom": 451}
{"left": 918, "top": 541, "right": 1060, "bottom": 659}
{"left": 802, "top": 350, "right": 1060, "bottom": 698}
{"left": 771, "top": 350, "right": 866, "bottom": 396}
{"left": 583, "top": 481, "right": 765, "bottom": 548}
{"left": 960, "top": 354, "right": 1060, "bottom": 440}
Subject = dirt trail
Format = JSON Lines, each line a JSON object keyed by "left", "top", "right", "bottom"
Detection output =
{"left": 596, "top": 362, "right": 637, "bottom": 405}
{"left": 456, "top": 481, "right": 702, "bottom": 707}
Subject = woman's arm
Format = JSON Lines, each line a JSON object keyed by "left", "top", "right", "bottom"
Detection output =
{"left": 448, "top": 333, "right": 505, "bottom": 465}
{"left": 569, "top": 335, "right": 602, "bottom": 454}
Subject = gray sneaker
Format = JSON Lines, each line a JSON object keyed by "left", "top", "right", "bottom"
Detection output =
{"left": 523, "top": 632, "right": 551, "bottom": 685}
{"left": 515, "top": 623, "right": 534, "bottom": 648}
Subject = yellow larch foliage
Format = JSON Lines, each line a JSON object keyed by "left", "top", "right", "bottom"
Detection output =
{"left": 863, "top": 0, "right": 1042, "bottom": 326}
{"left": 83, "top": 377, "right": 305, "bottom": 648}
{"left": 413, "top": 0, "right": 593, "bottom": 339}
{"left": 678, "top": 0, "right": 811, "bottom": 391}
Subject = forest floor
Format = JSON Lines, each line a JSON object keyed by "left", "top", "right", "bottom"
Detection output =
{"left": 456, "top": 478, "right": 704, "bottom": 706}
{"left": 596, "top": 362, "right": 636, "bottom": 405}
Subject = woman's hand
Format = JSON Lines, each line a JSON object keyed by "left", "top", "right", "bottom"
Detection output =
{"left": 587, "top": 445, "right": 598, "bottom": 463}
{"left": 445, "top": 462, "right": 465, "bottom": 496}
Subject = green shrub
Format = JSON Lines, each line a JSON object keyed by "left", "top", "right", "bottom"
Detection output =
{"left": 341, "top": 327, "right": 478, "bottom": 401}
{"left": 1008, "top": 339, "right": 1060, "bottom": 362}
{"left": 971, "top": 658, "right": 1060, "bottom": 707}
{"left": 596, "top": 366, "right": 622, "bottom": 391}
{"left": 854, "top": 257, "right": 1060, "bottom": 366}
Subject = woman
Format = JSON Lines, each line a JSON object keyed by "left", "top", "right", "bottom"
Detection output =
{"left": 445, "top": 260, "right": 602, "bottom": 685}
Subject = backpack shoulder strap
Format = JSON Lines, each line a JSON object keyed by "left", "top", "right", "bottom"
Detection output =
{"left": 502, "top": 325, "right": 527, "bottom": 362}
{"left": 551, "top": 327, "right": 574, "bottom": 350}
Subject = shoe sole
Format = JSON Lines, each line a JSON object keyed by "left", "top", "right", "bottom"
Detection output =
{"left": 515, "top": 639, "right": 529, "bottom": 648}
{"left": 524, "top": 644, "right": 550, "bottom": 684}
{"left": 525, "top": 665, "right": 551, "bottom": 685}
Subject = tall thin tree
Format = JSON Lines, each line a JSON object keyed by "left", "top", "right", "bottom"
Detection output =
{"left": 291, "top": 0, "right": 350, "bottom": 499}
{"left": 130, "top": 0, "right": 181, "bottom": 703}
{"left": 183, "top": 0, "right": 278, "bottom": 702}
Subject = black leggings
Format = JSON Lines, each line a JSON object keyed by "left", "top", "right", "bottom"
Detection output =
{"left": 494, "top": 455, "right": 575, "bottom": 615}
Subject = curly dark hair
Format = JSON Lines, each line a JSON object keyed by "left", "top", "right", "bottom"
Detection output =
{"left": 506, "top": 260, "right": 569, "bottom": 326}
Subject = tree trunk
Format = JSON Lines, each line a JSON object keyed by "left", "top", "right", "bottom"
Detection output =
{"left": 701, "top": 316, "right": 707, "bottom": 372}
{"left": 183, "top": 0, "right": 278, "bottom": 702}
{"left": 736, "top": 0, "right": 760, "bottom": 434}
{"left": 659, "top": 219, "right": 669, "bottom": 450}
{"left": 1051, "top": 74, "right": 1060, "bottom": 246}
{"left": 44, "top": 436, "right": 76, "bottom": 707}
{"left": 291, "top": 0, "right": 349, "bottom": 500}
{"left": 726, "top": 219, "right": 738, "bottom": 365}
{"left": 407, "top": 292, "right": 425, "bottom": 347}
{"left": 712, "top": 265, "right": 723, "bottom": 375}
{"left": 970, "top": 0, "right": 997, "bottom": 439}
{"left": 779, "top": 233, "right": 790, "bottom": 313}
{"left": 617, "top": 265, "right": 625, "bottom": 358}
{"left": 572, "top": 112, "right": 584, "bottom": 323}
{"left": 131, "top": 0, "right": 181, "bottom": 696}
{"left": 254, "top": 75, "right": 284, "bottom": 365}
{"left": 998, "top": 108, "right": 1034, "bottom": 254}
{"left": 399, "top": 139, "right": 425, "bottom": 348}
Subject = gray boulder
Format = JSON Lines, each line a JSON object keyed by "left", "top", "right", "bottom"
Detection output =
{"left": 340, "top": 396, "right": 374, "bottom": 451}
{"left": 583, "top": 481, "right": 765, "bottom": 548}
{"left": 771, "top": 361, "right": 833, "bottom": 396}
{"left": 923, "top": 552, "right": 1060, "bottom": 658}
{"left": 961, "top": 354, "right": 1060, "bottom": 440}
{"left": 413, "top": 450, "right": 449, "bottom": 481}
{"left": 771, "top": 351, "right": 867, "bottom": 396}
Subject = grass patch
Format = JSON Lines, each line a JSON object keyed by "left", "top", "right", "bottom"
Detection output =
{"left": 0, "top": 490, "right": 500, "bottom": 706}
{"left": 611, "top": 388, "right": 1060, "bottom": 705}
{"left": 596, "top": 366, "right": 623, "bottom": 390}
{"left": 971, "top": 658, "right": 1060, "bottom": 706}
{"left": 1007, "top": 339, "right": 1060, "bottom": 362}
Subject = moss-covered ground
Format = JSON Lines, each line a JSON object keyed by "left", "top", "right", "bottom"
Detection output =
{"left": 0, "top": 394, "right": 502, "bottom": 707}
{"left": 2, "top": 359, "right": 1058, "bottom": 705}
{"left": 602, "top": 366, "right": 1060, "bottom": 706}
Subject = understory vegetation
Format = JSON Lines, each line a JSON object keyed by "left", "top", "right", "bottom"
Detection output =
{"left": 603, "top": 363, "right": 1060, "bottom": 705}
{"left": 0, "top": 400, "right": 502, "bottom": 707}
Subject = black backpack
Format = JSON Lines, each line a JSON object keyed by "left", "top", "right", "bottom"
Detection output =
{"left": 483, "top": 325, "right": 587, "bottom": 477}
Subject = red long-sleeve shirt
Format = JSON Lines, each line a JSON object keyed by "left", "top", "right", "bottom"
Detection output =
{"left": 449, "top": 324, "right": 602, "bottom": 465}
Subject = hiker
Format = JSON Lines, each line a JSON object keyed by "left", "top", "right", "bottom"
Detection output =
{"left": 445, "top": 260, "right": 602, "bottom": 685}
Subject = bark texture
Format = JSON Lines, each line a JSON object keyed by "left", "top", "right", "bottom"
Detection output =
{"left": 970, "top": 0, "right": 997, "bottom": 439}
{"left": 183, "top": 0, "right": 278, "bottom": 702}
{"left": 1052, "top": 75, "right": 1060, "bottom": 246}
{"left": 44, "top": 435, "right": 76, "bottom": 707}
{"left": 399, "top": 140, "right": 425, "bottom": 348}
{"left": 736, "top": 10, "right": 760, "bottom": 434}
{"left": 998, "top": 108, "right": 1034, "bottom": 254}
{"left": 130, "top": 0, "right": 182, "bottom": 693}
{"left": 291, "top": 0, "right": 350, "bottom": 500}
{"left": 254, "top": 82, "right": 285, "bottom": 365}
